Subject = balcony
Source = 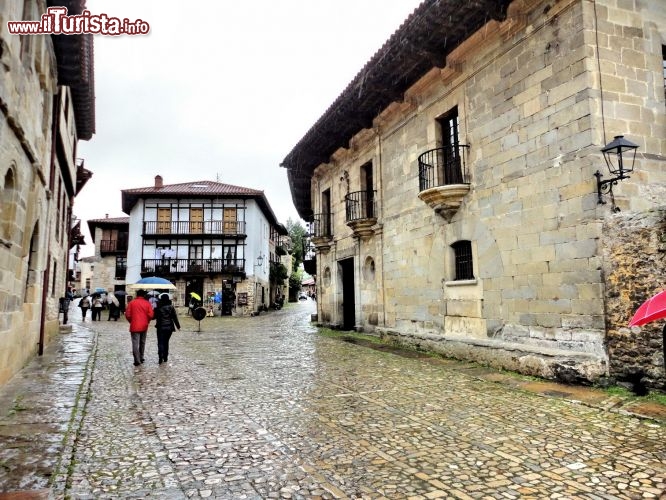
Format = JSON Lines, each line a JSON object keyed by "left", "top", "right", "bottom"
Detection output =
{"left": 345, "top": 190, "right": 377, "bottom": 238}
{"left": 141, "top": 258, "right": 246, "bottom": 277}
{"left": 143, "top": 220, "right": 246, "bottom": 237}
{"left": 309, "top": 213, "right": 333, "bottom": 252}
{"left": 303, "top": 257, "right": 316, "bottom": 276}
{"left": 417, "top": 145, "right": 471, "bottom": 220}
{"left": 100, "top": 239, "right": 128, "bottom": 255}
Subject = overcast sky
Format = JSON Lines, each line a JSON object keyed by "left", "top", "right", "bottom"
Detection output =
{"left": 75, "top": 0, "right": 423, "bottom": 256}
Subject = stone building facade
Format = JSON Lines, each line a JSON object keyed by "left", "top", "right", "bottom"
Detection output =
{"left": 0, "top": 1, "right": 95, "bottom": 385}
{"left": 85, "top": 216, "right": 129, "bottom": 294}
{"left": 283, "top": 0, "right": 666, "bottom": 385}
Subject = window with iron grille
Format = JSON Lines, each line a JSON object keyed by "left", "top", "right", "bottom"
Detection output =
{"left": 451, "top": 240, "right": 474, "bottom": 280}
{"left": 662, "top": 45, "right": 665, "bottom": 102}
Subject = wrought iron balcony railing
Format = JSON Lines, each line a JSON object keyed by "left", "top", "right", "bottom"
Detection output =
{"left": 142, "top": 258, "right": 246, "bottom": 275}
{"left": 309, "top": 213, "right": 332, "bottom": 239}
{"left": 143, "top": 220, "right": 246, "bottom": 236}
{"left": 418, "top": 145, "right": 470, "bottom": 192}
{"left": 345, "top": 190, "right": 376, "bottom": 222}
{"left": 100, "top": 239, "right": 128, "bottom": 254}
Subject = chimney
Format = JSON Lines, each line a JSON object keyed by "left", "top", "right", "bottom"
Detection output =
{"left": 155, "top": 175, "right": 163, "bottom": 188}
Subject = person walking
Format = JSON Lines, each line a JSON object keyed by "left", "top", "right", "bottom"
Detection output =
{"left": 91, "top": 294, "right": 104, "bottom": 321}
{"left": 154, "top": 293, "right": 180, "bottom": 364}
{"left": 79, "top": 295, "right": 91, "bottom": 322}
{"left": 107, "top": 293, "right": 120, "bottom": 321}
{"left": 124, "top": 289, "right": 154, "bottom": 366}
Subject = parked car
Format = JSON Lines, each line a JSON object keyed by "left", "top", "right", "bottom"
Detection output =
{"left": 298, "top": 293, "right": 308, "bottom": 301}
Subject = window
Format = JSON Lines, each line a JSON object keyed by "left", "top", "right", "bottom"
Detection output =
{"left": 451, "top": 240, "right": 474, "bottom": 281}
{"left": 20, "top": 1, "right": 34, "bottom": 63}
{"left": 361, "top": 162, "right": 374, "bottom": 219}
{"left": 1, "top": 167, "right": 17, "bottom": 241}
{"left": 662, "top": 45, "right": 665, "bottom": 101}
{"left": 115, "top": 256, "right": 127, "bottom": 279}
{"left": 321, "top": 189, "right": 331, "bottom": 237}
{"left": 437, "top": 107, "right": 463, "bottom": 184}
{"left": 52, "top": 260, "right": 57, "bottom": 295}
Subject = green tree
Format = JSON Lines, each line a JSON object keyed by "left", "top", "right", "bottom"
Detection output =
{"left": 269, "top": 261, "right": 289, "bottom": 285}
{"left": 286, "top": 218, "right": 308, "bottom": 272}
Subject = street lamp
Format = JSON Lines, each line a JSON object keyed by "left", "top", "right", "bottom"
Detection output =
{"left": 256, "top": 254, "right": 264, "bottom": 267}
{"left": 594, "top": 135, "right": 639, "bottom": 212}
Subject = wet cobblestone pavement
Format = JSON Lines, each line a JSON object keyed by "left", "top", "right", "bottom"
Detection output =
{"left": 1, "top": 300, "right": 665, "bottom": 499}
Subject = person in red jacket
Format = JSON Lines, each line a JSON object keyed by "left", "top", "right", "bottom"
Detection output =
{"left": 125, "top": 289, "right": 155, "bottom": 366}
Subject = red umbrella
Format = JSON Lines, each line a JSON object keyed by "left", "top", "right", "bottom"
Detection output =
{"left": 629, "top": 290, "right": 666, "bottom": 327}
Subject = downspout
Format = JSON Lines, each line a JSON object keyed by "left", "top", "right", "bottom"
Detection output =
{"left": 39, "top": 89, "right": 61, "bottom": 355}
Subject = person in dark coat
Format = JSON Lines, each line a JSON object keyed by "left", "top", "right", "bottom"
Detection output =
{"left": 78, "top": 295, "right": 91, "bottom": 322}
{"left": 154, "top": 293, "right": 180, "bottom": 364}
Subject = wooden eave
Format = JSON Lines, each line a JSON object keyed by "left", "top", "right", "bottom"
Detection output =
{"left": 48, "top": 0, "right": 96, "bottom": 140}
{"left": 280, "top": 0, "right": 511, "bottom": 219}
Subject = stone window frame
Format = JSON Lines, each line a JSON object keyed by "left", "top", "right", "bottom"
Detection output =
{"left": 1, "top": 165, "right": 18, "bottom": 246}
{"left": 450, "top": 240, "right": 475, "bottom": 281}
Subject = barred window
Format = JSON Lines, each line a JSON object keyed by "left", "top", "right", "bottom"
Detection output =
{"left": 451, "top": 240, "right": 474, "bottom": 281}
{"left": 662, "top": 45, "right": 665, "bottom": 101}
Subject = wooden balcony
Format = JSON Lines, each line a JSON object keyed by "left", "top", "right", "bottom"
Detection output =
{"left": 143, "top": 220, "right": 246, "bottom": 237}
{"left": 417, "top": 145, "right": 471, "bottom": 220}
{"left": 141, "top": 258, "right": 246, "bottom": 277}
{"left": 100, "top": 239, "right": 128, "bottom": 255}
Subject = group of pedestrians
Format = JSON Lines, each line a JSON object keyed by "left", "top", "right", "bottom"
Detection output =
{"left": 78, "top": 292, "right": 125, "bottom": 322}
{"left": 124, "top": 289, "right": 181, "bottom": 366}
{"left": 77, "top": 289, "right": 181, "bottom": 367}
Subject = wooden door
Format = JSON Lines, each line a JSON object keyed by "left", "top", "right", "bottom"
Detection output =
{"left": 223, "top": 208, "right": 237, "bottom": 234}
{"left": 190, "top": 208, "right": 203, "bottom": 233}
{"left": 157, "top": 208, "right": 171, "bottom": 234}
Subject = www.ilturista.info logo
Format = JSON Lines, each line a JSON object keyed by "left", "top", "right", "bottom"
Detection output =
{"left": 7, "top": 7, "right": 150, "bottom": 36}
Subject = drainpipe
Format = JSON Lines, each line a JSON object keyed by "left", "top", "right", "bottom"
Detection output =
{"left": 39, "top": 260, "right": 51, "bottom": 355}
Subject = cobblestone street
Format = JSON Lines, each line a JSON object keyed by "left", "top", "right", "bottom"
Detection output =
{"left": 1, "top": 300, "right": 665, "bottom": 499}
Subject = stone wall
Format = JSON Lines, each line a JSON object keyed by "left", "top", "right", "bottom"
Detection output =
{"left": 309, "top": 0, "right": 666, "bottom": 383}
{"left": 0, "top": 3, "right": 57, "bottom": 385}
{"left": 602, "top": 208, "right": 666, "bottom": 388}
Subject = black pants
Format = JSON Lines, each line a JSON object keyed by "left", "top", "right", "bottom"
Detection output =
{"left": 91, "top": 307, "right": 102, "bottom": 321}
{"left": 156, "top": 329, "right": 173, "bottom": 362}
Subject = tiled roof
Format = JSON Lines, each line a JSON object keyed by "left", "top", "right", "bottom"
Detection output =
{"left": 121, "top": 180, "right": 281, "bottom": 227}
{"left": 87, "top": 217, "right": 129, "bottom": 224}
{"left": 122, "top": 181, "right": 263, "bottom": 197}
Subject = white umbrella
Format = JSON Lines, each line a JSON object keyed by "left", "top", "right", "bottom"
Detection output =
{"left": 127, "top": 277, "right": 177, "bottom": 290}
{"left": 107, "top": 294, "right": 119, "bottom": 306}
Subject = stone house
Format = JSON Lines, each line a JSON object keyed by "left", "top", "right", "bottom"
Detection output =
{"left": 121, "top": 176, "right": 289, "bottom": 315}
{"left": 84, "top": 216, "right": 130, "bottom": 294}
{"left": 0, "top": 1, "right": 95, "bottom": 385}
{"left": 282, "top": 0, "right": 666, "bottom": 386}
